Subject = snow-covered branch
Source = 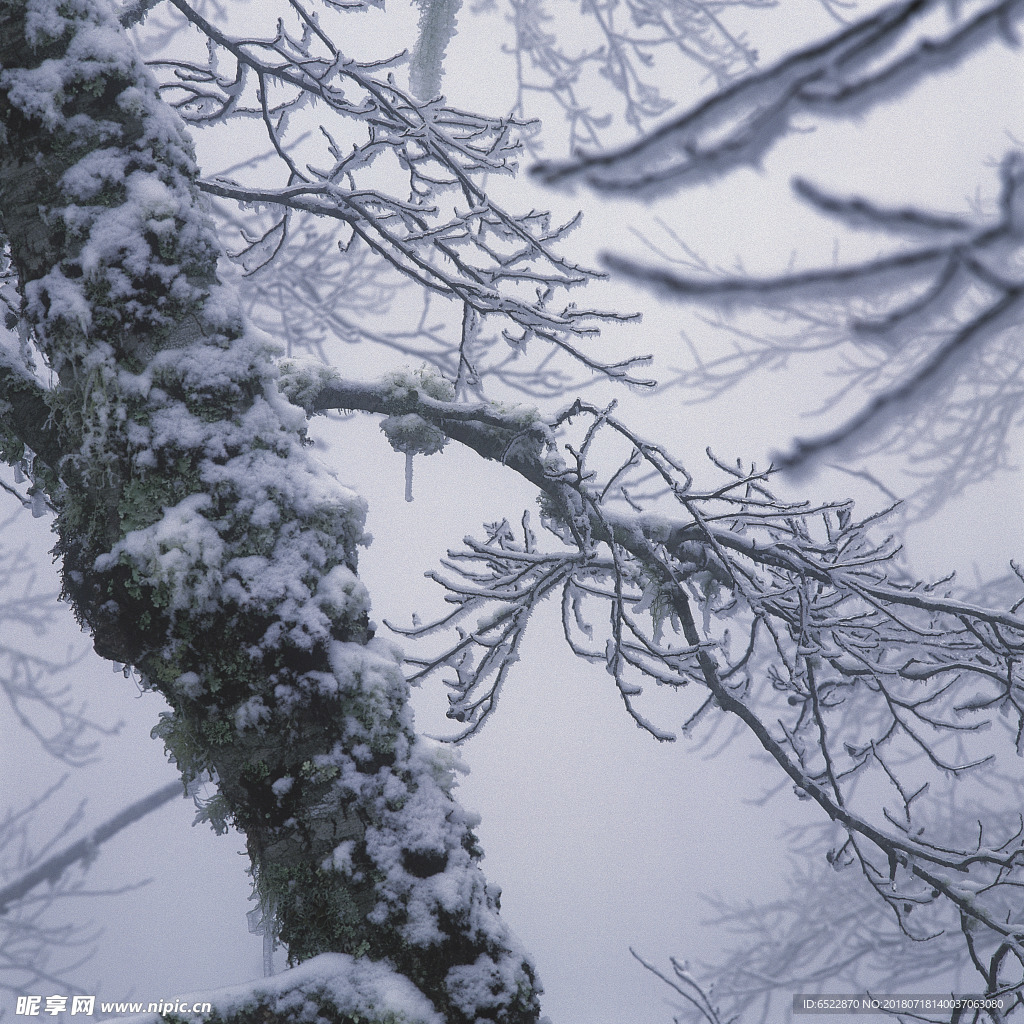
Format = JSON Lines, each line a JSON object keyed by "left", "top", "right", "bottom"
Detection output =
{"left": 137, "top": 0, "right": 652, "bottom": 389}
{"left": 292, "top": 365, "right": 1024, "bottom": 1003}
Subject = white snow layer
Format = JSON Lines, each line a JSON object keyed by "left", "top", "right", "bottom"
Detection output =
{"left": 110, "top": 952, "right": 443, "bottom": 1024}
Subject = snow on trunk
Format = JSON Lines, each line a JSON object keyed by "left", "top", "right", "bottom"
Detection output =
{"left": 0, "top": 2, "right": 542, "bottom": 1021}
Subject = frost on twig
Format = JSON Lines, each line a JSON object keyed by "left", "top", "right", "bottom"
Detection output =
{"left": 533, "top": 0, "right": 1024, "bottom": 195}
{"left": 630, "top": 949, "right": 727, "bottom": 1024}
{"left": 137, "top": 0, "right": 651, "bottom": 391}
{"left": 410, "top": 0, "right": 463, "bottom": 101}
{"left": 507, "top": 0, "right": 765, "bottom": 156}
{"left": 303, "top": 370, "right": 1024, "bottom": 1008}
{"left": 665, "top": 814, "right": 999, "bottom": 1023}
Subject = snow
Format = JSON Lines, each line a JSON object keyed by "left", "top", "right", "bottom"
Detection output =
{"left": 380, "top": 413, "right": 448, "bottom": 457}
{"left": 382, "top": 367, "right": 456, "bottom": 405}
{"left": 446, "top": 953, "right": 526, "bottom": 1019}
{"left": 233, "top": 696, "right": 271, "bottom": 732}
{"left": 275, "top": 357, "right": 343, "bottom": 414}
{"left": 328, "top": 839, "right": 356, "bottom": 874}
{"left": 111, "top": 952, "right": 443, "bottom": 1024}
{"left": 23, "top": 0, "right": 69, "bottom": 46}
{"left": 1, "top": 58, "right": 69, "bottom": 130}
{"left": 175, "top": 671, "right": 203, "bottom": 699}
{"left": 95, "top": 493, "right": 225, "bottom": 613}
{"left": 25, "top": 269, "right": 93, "bottom": 334}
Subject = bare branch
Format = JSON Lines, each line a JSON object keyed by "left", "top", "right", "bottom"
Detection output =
{"left": 533, "top": 0, "right": 1024, "bottom": 195}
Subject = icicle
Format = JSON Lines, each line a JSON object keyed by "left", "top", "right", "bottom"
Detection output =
{"left": 13, "top": 464, "right": 23, "bottom": 484}
{"left": 247, "top": 894, "right": 276, "bottom": 977}
{"left": 30, "top": 490, "right": 46, "bottom": 518}
{"left": 263, "top": 929, "right": 275, "bottom": 977}
{"left": 634, "top": 577, "right": 658, "bottom": 615}
{"left": 405, "top": 450, "right": 414, "bottom": 503}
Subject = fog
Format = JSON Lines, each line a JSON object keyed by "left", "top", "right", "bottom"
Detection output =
{"left": 2, "top": 1, "right": 1023, "bottom": 1022}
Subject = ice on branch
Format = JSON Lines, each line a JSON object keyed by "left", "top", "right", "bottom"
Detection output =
{"left": 142, "top": 0, "right": 650, "bottom": 389}
{"left": 410, "top": 0, "right": 463, "bottom": 101}
{"left": 295, "top": 370, "right": 1024, "bottom": 1001}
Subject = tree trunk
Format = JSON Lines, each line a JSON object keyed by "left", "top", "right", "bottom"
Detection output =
{"left": 0, "top": 2, "right": 542, "bottom": 1021}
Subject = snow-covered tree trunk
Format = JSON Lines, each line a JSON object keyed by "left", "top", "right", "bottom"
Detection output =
{"left": 0, "top": 2, "right": 542, "bottom": 1021}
